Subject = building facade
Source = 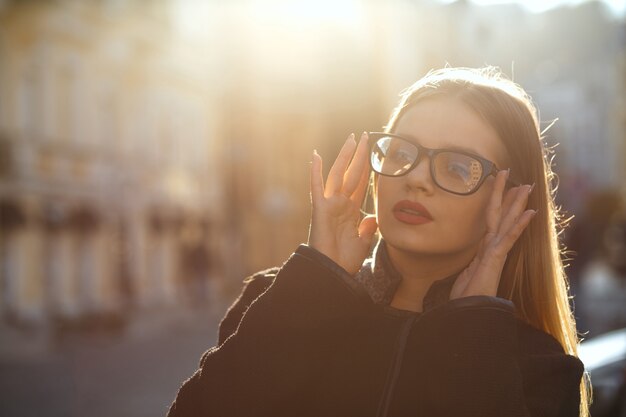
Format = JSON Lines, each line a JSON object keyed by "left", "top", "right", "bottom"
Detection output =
{"left": 0, "top": 0, "right": 222, "bottom": 330}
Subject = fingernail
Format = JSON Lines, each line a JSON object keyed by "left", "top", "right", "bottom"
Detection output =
{"left": 348, "top": 133, "right": 355, "bottom": 141}
{"left": 313, "top": 149, "right": 318, "bottom": 156}
{"left": 528, "top": 183, "right": 536, "bottom": 194}
{"left": 531, "top": 209, "right": 538, "bottom": 218}
{"left": 361, "top": 131, "right": 368, "bottom": 140}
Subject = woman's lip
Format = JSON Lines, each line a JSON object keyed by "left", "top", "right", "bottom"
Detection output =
{"left": 392, "top": 200, "right": 433, "bottom": 225}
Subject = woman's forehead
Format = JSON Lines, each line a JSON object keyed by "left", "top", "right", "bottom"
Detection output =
{"left": 393, "top": 97, "right": 508, "bottom": 167}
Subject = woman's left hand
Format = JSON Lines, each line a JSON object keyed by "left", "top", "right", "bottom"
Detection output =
{"left": 449, "top": 170, "right": 537, "bottom": 300}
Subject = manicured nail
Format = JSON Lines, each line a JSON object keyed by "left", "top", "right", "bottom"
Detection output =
{"left": 528, "top": 183, "right": 536, "bottom": 194}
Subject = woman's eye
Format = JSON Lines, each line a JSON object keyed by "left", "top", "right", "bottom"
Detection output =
{"left": 447, "top": 162, "right": 470, "bottom": 179}
{"left": 390, "top": 149, "right": 412, "bottom": 164}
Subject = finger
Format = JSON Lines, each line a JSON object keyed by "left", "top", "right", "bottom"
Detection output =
{"left": 310, "top": 150, "right": 325, "bottom": 206}
{"left": 495, "top": 185, "right": 524, "bottom": 236}
{"left": 498, "top": 184, "right": 532, "bottom": 237}
{"left": 485, "top": 169, "right": 509, "bottom": 235}
{"left": 342, "top": 132, "right": 369, "bottom": 197}
{"left": 497, "top": 209, "right": 537, "bottom": 254}
{"left": 325, "top": 133, "right": 356, "bottom": 197}
{"left": 500, "top": 185, "right": 519, "bottom": 219}
{"left": 350, "top": 162, "right": 372, "bottom": 207}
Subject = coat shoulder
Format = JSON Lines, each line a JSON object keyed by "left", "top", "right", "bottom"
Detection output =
{"left": 217, "top": 267, "right": 280, "bottom": 345}
{"left": 515, "top": 319, "right": 569, "bottom": 355}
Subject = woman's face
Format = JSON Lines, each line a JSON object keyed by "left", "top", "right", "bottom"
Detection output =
{"left": 376, "top": 96, "right": 509, "bottom": 258}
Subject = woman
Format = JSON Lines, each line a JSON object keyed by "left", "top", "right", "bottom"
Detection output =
{"left": 167, "top": 67, "right": 590, "bottom": 417}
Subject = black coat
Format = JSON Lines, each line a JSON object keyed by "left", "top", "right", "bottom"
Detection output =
{"left": 167, "top": 245, "right": 584, "bottom": 417}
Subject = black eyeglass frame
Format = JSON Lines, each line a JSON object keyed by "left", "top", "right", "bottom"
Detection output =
{"left": 368, "top": 132, "right": 520, "bottom": 196}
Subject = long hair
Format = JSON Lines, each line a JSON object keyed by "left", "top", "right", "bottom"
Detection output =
{"left": 378, "top": 67, "right": 590, "bottom": 417}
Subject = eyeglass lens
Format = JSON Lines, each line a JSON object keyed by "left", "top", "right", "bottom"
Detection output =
{"left": 371, "top": 136, "right": 484, "bottom": 194}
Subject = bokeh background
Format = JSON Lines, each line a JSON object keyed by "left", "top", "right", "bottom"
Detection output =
{"left": 0, "top": 0, "right": 625, "bottom": 416}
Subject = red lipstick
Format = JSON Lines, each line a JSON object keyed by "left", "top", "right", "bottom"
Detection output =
{"left": 392, "top": 200, "right": 433, "bottom": 225}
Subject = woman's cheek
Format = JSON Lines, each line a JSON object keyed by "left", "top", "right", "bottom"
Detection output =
{"left": 462, "top": 204, "right": 489, "bottom": 245}
{"left": 441, "top": 199, "right": 483, "bottom": 244}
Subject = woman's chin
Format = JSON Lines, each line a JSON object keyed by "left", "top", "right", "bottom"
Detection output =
{"left": 388, "top": 232, "right": 484, "bottom": 262}
{"left": 382, "top": 231, "right": 439, "bottom": 255}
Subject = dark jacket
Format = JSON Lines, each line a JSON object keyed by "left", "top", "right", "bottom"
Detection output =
{"left": 167, "top": 244, "right": 584, "bottom": 417}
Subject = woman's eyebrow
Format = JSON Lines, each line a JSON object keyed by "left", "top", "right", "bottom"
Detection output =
{"left": 438, "top": 142, "right": 483, "bottom": 155}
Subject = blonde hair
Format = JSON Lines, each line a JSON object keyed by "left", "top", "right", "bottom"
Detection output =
{"left": 380, "top": 67, "right": 590, "bottom": 417}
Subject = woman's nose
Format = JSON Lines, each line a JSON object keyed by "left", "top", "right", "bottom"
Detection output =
{"left": 404, "top": 155, "right": 435, "bottom": 194}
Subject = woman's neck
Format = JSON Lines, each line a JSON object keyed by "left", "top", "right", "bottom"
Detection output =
{"left": 386, "top": 243, "right": 475, "bottom": 312}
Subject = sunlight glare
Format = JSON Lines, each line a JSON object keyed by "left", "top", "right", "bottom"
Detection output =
{"left": 247, "top": 0, "right": 365, "bottom": 29}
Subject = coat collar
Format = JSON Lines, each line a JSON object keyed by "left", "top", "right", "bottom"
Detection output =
{"left": 354, "top": 239, "right": 462, "bottom": 312}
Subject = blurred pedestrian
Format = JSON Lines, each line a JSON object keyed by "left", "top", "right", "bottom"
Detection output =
{"left": 168, "top": 67, "right": 589, "bottom": 417}
{"left": 578, "top": 207, "right": 626, "bottom": 337}
{"left": 565, "top": 190, "right": 622, "bottom": 335}
{"left": 178, "top": 232, "right": 218, "bottom": 317}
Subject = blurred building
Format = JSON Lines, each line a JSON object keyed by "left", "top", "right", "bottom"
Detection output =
{"left": 0, "top": 0, "right": 624, "bottom": 333}
{"left": 0, "top": 1, "right": 221, "bottom": 329}
{"left": 445, "top": 1, "right": 626, "bottom": 209}
{"left": 364, "top": 0, "right": 626, "bottom": 209}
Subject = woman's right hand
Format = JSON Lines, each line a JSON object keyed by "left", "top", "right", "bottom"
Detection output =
{"left": 308, "top": 132, "right": 378, "bottom": 275}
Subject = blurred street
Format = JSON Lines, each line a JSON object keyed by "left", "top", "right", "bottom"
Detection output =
{"left": 0, "top": 304, "right": 221, "bottom": 417}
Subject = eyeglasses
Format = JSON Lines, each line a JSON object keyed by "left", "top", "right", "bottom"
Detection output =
{"left": 368, "top": 132, "right": 518, "bottom": 195}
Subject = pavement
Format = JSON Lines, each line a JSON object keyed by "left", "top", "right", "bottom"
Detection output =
{"left": 0, "top": 302, "right": 225, "bottom": 417}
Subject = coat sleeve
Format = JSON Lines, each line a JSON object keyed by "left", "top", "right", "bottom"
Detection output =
{"left": 166, "top": 245, "right": 372, "bottom": 417}
{"left": 393, "top": 296, "right": 585, "bottom": 417}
